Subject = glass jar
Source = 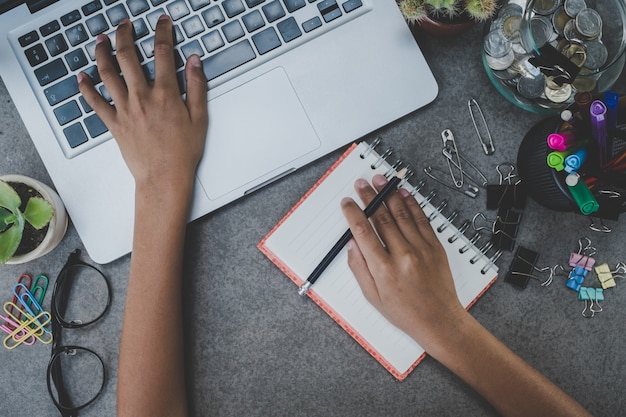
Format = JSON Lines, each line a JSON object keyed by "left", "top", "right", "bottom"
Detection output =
{"left": 482, "top": 0, "right": 626, "bottom": 114}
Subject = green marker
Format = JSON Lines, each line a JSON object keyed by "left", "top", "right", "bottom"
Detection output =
{"left": 547, "top": 148, "right": 577, "bottom": 171}
{"left": 567, "top": 180, "right": 599, "bottom": 215}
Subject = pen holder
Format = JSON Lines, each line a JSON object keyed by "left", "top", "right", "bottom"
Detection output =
{"left": 482, "top": 0, "right": 626, "bottom": 114}
{"left": 517, "top": 111, "right": 626, "bottom": 218}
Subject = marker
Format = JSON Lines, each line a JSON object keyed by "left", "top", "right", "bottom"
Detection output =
{"left": 547, "top": 131, "right": 577, "bottom": 151}
{"left": 564, "top": 148, "right": 587, "bottom": 171}
{"left": 590, "top": 100, "right": 608, "bottom": 167}
{"left": 298, "top": 168, "right": 408, "bottom": 296}
{"left": 567, "top": 180, "right": 599, "bottom": 215}
{"left": 603, "top": 91, "right": 619, "bottom": 132}
{"left": 547, "top": 148, "right": 578, "bottom": 171}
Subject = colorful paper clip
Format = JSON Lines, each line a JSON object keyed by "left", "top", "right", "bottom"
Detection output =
{"left": 578, "top": 287, "right": 604, "bottom": 318}
{"left": 3, "top": 302, "right": 52, "bottom": 349}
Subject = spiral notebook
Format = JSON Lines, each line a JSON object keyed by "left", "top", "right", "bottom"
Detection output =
{"left": 258, "top": 140, "right": 500, "bottom": 381}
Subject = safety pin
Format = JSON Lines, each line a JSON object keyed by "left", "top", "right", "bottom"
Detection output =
{"left": 424, "top": 166, "right": 479, "bottom": 198}
{"left": 468, "top": 98, "right": 495, "bottom": 155}
{"left": 441, "top": 129, "right": 463, "bottom": 187}
{"left": 441, "top": 132, "right": 489, "bottom": 188}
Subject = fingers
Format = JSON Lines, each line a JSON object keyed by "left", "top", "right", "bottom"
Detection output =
{"left": 345, "top": 239, "right": 380, "bottom": 306}
{"left": 77, "top": 72, "right": 117, "bottom": 126}
{"left": 94, "top": 33, "right": 127, "bottom": 103}
{"left": 397, "top": 187, "right": 441, "bottom": 248}
{"left": 153, "top": 15, "right": 177, "bottom": 90}
{"left": 184, "top": 55, "right": 208, "bottom": 127}
{"left": 114, "top": 19, "right": 147, "bottom": 90}
{"left": 341, "top": 196, "right": 388, "bottom": 264}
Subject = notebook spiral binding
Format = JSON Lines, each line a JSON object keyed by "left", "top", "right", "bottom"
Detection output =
{"left": 361, "top": 138, "right": 503, "bottom": 274}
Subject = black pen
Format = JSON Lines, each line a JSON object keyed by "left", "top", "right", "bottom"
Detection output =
{"left": 298, "top": 168, "right": 408, "bottom": 296}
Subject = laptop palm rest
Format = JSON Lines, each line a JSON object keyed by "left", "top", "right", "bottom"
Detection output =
{"left": 196, "top": 67, "right": 321, "bottom": 201}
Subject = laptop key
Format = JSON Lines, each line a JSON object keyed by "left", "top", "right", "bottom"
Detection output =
{"left": 132, "top": 18, "right": 150, "bottom": 39}
{"left": 66, "top": 24, "right": 89, "bottom": 46}
{"left": 181, "top": 40, "right": 205, "bottom": 59}
{"left": 277, "top": 17, "right": 301, "bottom": 42}
{"left": 167, "top": 0, "right": 191, "bottom": 20}
{"left": 35, "top": 58, "right": 67, "bottom": 86}
{"left": 65, "top": 49, "right": 89, "bottom": 71}
{"left": 82, "top": 0, "right": 103, "bottom": 16}
{"left": 188, "top": 0, "right": 211, "bottom": 11}
{"left": 342, "top": 0, "right": 362, "bottom": 12}
{"left": 181, "top": 15, "right": 205, "bottom": 37}
{"left": 19, "top": 31, "right": 39, "bottom": 47}
{"left": 201, "top": 30, "right": 225, "bottom": 53}
{"left": 107, "top": 4, "right": 130, "bottom": 26}
{"left": 242, "top": 10, "right": 265, "bottom": 33}
{"left": 83, "top": 65, "right": 102, "bottom": 84}
{"left": 147, "top": 8, "right": 166, "bottom": 30}
{"left": 262, "top": 1, "right": 286, "bottom": 23}
{"left": 201, "top": 39, "right": 256, "bottom": 81}
{"left": 283, "top": 0, "right": 306, "bottom": 13}
{"left": 245, "top": 0, "right": 266, "bottom": 7}
{"left": 318, "top": 0, "right": 342, "bottom": 22}
{"left": 86, "top": 14, "right": 110, "bottom": 36}
{"left": 252, "top": 27, "right": 281, "bottom": 55}
{"left": 127, "top": 0, "right": 150, "bottom": 16}
{"left": 222, "top": 0, "right": 245, "bottom": 18}
{"left": 302, "top": 16, "right": 322, "bottom": 32}
{"left": 63, "top": 123, "right": 89, "bottom": 148}
{"left": 40, "top": 20, "right": 61, "bottom": 37}
{"left": 222, "top": 20, "right": 244, "bottom": 42}
{"left": 24, "top": 44, "right": 48, "bottom": 67}
{"left": 45, "top": 34, "right": 68, "bottom": 57}
{"left": 53, "top": 100, "right": 82, "bottom": 125}
{"left": 44, "top": 76, "right": 79, "bottom": 105}
{"left": 104, "top": 0, "right": 120, "bottom": 5}
{"left": 84, "top": 113, "right": 109, "bottom": 137}
{"left": 202, "top": 6, "right": 225, "bottom": 28}
{"left": 61, "top": 10, "right": 82, "bottom": 26}
{"left": 150, "top": 0, "right": 169, "bottom": 5}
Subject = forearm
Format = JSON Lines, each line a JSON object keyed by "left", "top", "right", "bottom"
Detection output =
{"left": 423, "top": 312, "right": 592, "bottom": 417}
{"left": 117, "top": 180, "right": 194, "bottom": 417}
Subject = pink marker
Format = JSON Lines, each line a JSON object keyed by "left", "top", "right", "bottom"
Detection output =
{"left": 547, "top": 131, "right": 577, "bottom": 151}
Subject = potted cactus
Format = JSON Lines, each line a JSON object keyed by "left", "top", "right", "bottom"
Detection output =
{"left": 0, "top": 175, "right": 68, "bottom": 264}
{"left": 399, "top": 0, "right": 498, "bottom": 36}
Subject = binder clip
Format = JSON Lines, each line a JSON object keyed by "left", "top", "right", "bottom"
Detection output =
{"left": 505, "top": 246, "right": 539, "bottom": 289}
{"left": 589, "top": 190, "right": 624, "bottom": 224}
{"left": 594, "top": 262, "right": 626, "bottom": 290}
{"left": 472, "top": 209, "right": 521, "bottom": 252}
{"left": 578, "top": 287, "right": 604, "bottom": 318}
{"left": 566, "top": 238, "right": 596, "bottom": 292}
{"left": 486, "top": 164, "right": 527, "bottom": 210}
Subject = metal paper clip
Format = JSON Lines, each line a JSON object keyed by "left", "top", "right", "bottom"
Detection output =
{"left": 468, "top": 98, "right": 495, "bottom": 155}
{"left": 441, "top": 129, "right": 488, "bottom": 187}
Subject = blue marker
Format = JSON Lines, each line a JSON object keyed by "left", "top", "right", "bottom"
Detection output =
{"left": 603, "top": 91, "right": 619, "bottom": 132}
{"left": 565, "top": 148, "right": 587, "bottom": 171}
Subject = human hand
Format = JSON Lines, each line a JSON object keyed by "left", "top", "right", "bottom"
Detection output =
{"left": 77, "top": 15, "right": 208, "bottom": 190}
{"left": 341, "top": 174, "right": 468, "bottom": 350}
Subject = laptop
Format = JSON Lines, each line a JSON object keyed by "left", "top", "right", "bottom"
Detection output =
{"left": 0, "top": 0, "right": 438, "bottom": 264}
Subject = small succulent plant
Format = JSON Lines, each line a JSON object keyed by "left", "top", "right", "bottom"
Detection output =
{"left": 0, "top": 179, "right": 54, "bottom": 263}
{"left": 399, "top": 0, "right": 498, "bottom": 24}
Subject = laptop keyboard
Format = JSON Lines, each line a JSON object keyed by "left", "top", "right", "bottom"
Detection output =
{"left": 13, "top": 0, "right": 367, "bottom": 158}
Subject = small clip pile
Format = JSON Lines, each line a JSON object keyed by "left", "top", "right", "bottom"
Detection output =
{"left": 593, "top": 262, "right": 626, "bottom": 290}
{"left": 578, "top": 287, "right": 604, "bottom": 318}
{"left": 1, "top": 273, "right": 52, "bottom": 350}
{"left": 566, "top": 238, "right": 596, "bottom": 292}
{"left": 504, "top": 246, "right": 561, "bottom": 289}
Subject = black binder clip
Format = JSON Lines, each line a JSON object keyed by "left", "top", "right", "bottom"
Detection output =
{"left": 486, "top": 164, "right": 527, "bottom": 210}
{"left": 505, "top": 246, "right": 540, "bottom": 289}
{"left": 472, "top": 209, "right": 521, "bottom": 252}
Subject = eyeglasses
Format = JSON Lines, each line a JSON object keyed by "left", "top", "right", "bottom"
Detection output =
{"left": 47, "top": 249, "right": 112, "bottom": 417}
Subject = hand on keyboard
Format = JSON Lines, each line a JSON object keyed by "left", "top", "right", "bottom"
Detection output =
{"left": 77, "top": 15, "right": 209, "bottom": 189}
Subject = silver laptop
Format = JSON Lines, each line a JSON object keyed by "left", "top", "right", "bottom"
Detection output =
{"left": 0, "top": 0, "right": 438, "bottom": 264}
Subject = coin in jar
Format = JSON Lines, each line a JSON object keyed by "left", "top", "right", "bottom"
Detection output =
{"left": 551, "top": 7, "right": 570, "bottom": 36}
{"left": 486, "top": 50, "right": 515, "bottom": 71}
{"left": 545, "top": 82, "right": 573, "bottom": 103}
{"left": 517, "top": 73, "right": 546, "bottom": 99}
{"left": 560, "top": 41, "right": 587, "bottom": 67}
{"left": 484, "top": 30, "right": 512, "bottom": 58}
{"left": 575, "top": 8, "right": 602, "bottom": 39}
{"left": 533, "top": 0, "right": 561, "bottom": 15}
{"left": 564, "top": 0, "right": 587, "bottom": 17}
{"left": 583, "top": 40, "right": 608, "bottom": 70}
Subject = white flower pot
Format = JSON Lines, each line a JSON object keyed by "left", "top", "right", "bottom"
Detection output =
{"left": 0, "top": 175, "right": 68, "bottom": 264}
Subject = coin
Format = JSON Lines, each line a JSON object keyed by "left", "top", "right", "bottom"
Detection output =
{"left": 486, "top": 50, "right": 515, "bottom": 70}
{"left": 563, "top": 19, "right": 583, "bottom": 42}
{"left": 551, "top": 7, "right": 570, "bottom": 36}
{"left": 572, "top": 67, "right": 597, "bottom": 91}
{"left": 517, "top": 73, "right": 546, "bottom": 98}
{"left": 560, "top": 41, "right": 587, "bottom": 67}
{"left": 533, "top": 0, "right": 561, "bottom": 15}
{"left": 564, "top": 0, "right": 586, "bottom": 17}
{"left": 530, "top": 17, "right": 551, "bottom": 48}
{"left": 583, "top": 40, "right": 608, "bottom": 69}
{"left": 575, "top": 8, "right": 602, "bottom": 39}
{"left": 545, "top": 82, "right": 572, "bottom": 103}
{"left": 484, "top": 30, "right": 512, "bottom": 58}
{"left": 499, "top": 15, "right": 522, "bottom": 40}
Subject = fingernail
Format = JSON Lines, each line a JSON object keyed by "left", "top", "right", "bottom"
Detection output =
{"left": 189, "top": 54, "right": 202, "bottom": 68}
{"left": 119, "top": 18, "right": 130, "bottom": 26}
{"left": 159, "top": 14, "right": 170, "bottom": 21}
{"left": 346, "top": 240, "right": 354, "bottom": 251}
{"left": 399, "top": 188, "right": 410, "bottom": 198}
{"left": 95, "top": 33, "right": 107, "bottom": 44}
{"left": 355, "top": 179, "right": 369, "bottom": 189}
{"left": 372, "top": 175, "right": 388, "bottom": 187}
{"left": 76, "top": 72, "right": 86, "bottom": 83}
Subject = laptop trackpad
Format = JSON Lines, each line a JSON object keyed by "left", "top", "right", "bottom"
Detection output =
{"left": 196, "top": 68, "right": 321, "bottom": 200}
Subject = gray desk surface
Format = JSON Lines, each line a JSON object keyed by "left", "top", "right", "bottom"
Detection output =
{"left": 1, "top": 22, "right": 625, "bottom": 417}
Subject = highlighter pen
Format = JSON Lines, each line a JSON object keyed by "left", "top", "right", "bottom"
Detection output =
{"left": 564, "top": 148, "right": 587, "bottom": 172}
{"left": 547, "top": 148, "right": 578, "bottom": 171}
{"left": 590, "top": 100, "right": 608, "bottom": 167}
{"left": 298, "top": 168, "right": 407, "bottom": 296}
{"left": 567, "top": 180, "right": 599, "bottom": 215}
{"left": 547, "top": 131, "right": 577, "bottom": 151}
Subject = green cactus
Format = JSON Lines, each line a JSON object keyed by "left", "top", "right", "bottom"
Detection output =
{"left": 0, "top": 179, "right": 54, "bottom": 263}
{"left": 398, "top": 0, "right": 497, "bottom": 23}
